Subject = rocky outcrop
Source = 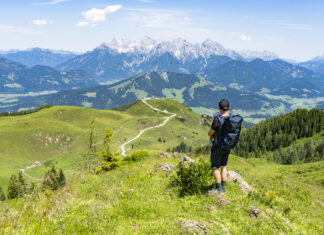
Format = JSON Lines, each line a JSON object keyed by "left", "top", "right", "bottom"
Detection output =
{"left": 214, "top": 197, "right": 232, "bottom": 207}
{"left": 247, "top": 207, "right": 269, "bottom": 219}
{"left": 154, "top": 163, "right": 175, "bottom": 172}
{"left": 158, "top": 152, "right": 172, "bottom": 159}
{"left": 182, "top": 156, "right": 195, "bottom": 164}
{"left": 180, "top": 220, "right": 208, "bottom": 234}
{"left": 227, "top": 171, "right": 254, "bottom": 193}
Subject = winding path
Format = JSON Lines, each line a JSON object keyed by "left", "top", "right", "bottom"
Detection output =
{"left": 21, "top": 98, "right": 177, "bottom": 180}
{"left": 20, "top": 163, "right": 43, "bottom": 181}
{"left": 120, "top": 98, "right": 177, "bottom": 156}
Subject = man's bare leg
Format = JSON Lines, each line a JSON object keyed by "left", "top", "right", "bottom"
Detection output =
{"left": 213, "top": 168, "right": 221, "bottom": 183}
{"left": 220, "top": 166, "right": 227, "bottom": 182}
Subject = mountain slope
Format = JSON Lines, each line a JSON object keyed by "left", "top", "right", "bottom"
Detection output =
{"left": 299, "top": 56, "right": 324, "bottom": 74}
{"left": 1, "top": 72, "right": 285, "bottom": 113}
{"left": 0, "top": 48, "right": 77, "bottom": 67}
{"left": 0, "top": 151, "right": 323, "bottom": 234}
{"left": 55, "top": 38, "right": 238, "bottom": 82}
{"left": 0, "top": 99, "right": 209, "bottom": 188}
{"left": 204, "top": 59, "right": 324, "bottom": 98}
{"left": 0, "top": 57, "right": 98, "bottom": 93}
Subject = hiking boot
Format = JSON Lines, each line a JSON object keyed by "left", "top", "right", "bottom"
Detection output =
{"left": 208, "top": 183, "right": 221, "bottom": 195}
{"left": 220, "top": 182, "right": 226, "bottom": 195}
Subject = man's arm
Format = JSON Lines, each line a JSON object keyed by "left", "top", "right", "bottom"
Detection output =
{"left": 208, "top": 116, "right": 219, "bottom": 140}
{"left": 208, "top": 128, "right": 215, "bottom": 139}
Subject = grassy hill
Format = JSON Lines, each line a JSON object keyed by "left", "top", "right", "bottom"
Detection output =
{"left": 0, "top": 99, "right": 209, "bottom": 190}
{"left": 0, "top": 153, "right": 323, "bottom": 234}
{"left": 0, "top": 99, "right": 323, "bottom": 234}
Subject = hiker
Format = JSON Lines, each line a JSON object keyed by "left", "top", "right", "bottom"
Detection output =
{"left": 207, "top": 99, "right": 243, "bottom": 195}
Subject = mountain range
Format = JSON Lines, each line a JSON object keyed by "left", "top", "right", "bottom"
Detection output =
{"left": 203, "top": 59, "right": 324, "bottom": 98}
{"left": 0, "top": 72, "right": 284, "bottom": 113}
{"left": 0, "top": 57, "right": 98, "bottom": 93}
{"left": 0, "top": 48, "right": 78, "bottom": 68}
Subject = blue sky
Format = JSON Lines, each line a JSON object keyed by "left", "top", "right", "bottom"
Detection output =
{"left": 0, "top": 0, "right": 323, "bottom": 61}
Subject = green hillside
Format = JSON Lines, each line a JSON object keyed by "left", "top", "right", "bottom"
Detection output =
{"left": 0, "top": 99, "right": 209, "bottom": 190}
{"left": 0, "top": 99, "right": 323, "bottom": 234}
{"left": 0, "top": 153, "right": 323, "bottom": 234}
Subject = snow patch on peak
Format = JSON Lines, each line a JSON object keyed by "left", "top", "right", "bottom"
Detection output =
{"left": 104, "top": 37, "right": 159, "bottom": 54}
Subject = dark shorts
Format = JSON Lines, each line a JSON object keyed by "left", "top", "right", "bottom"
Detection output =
{"left": 210, "top": 145, "right": 230, "bottom": 169}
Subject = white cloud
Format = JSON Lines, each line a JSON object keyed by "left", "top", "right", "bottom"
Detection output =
{"left": 33, "top": 19, "right": 48, "bottom": 26}
{"left": 76, "top": 21, "right": 89, "bottom": 27}
{"left": 33, "top": 0, "right": 70, "bottom": 6}
{"left": 240, "top": 34, "right": 251, "bottom": 41}
{"left": 123, "top": 8, "right": 197, "bottom": 30}
{"left": 81, "top": 5, "right": 122, "bottom": 23}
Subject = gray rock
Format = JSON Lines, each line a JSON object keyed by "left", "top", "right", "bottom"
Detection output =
{"left": 154, "top": 163, "right": 175, "bottom": 172}
{"left": 173, "top": 152, "right": 183, "bottom": 159}
{"left": 247, "top": 207, "right": 268, "bottom": 219}
{"left": 182, "top": 156, "right": 195, "bottom": 163}
{"left": 158, "top": 152, "right": 172, "bottom": 159}
{"left": 214, "top": 197, "right": 232, "bottom": 206}
{"left": 227, "top": 171, "right": 254, "bottom": 193}
{"left": 180, "top": 220, "right": 208, "bottom": 234}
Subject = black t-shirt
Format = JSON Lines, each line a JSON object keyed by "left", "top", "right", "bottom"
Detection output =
{"left": 211, "top": 117, "right": 220, "bottom": 131}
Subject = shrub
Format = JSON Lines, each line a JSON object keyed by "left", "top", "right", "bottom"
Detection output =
{"left": 170, "top": 158, "right": 212, "bottom": 196}
{"left": 0, "top": 186, "right": 6, "bottom": 201}
{"left": 42, "top": 166, "right": 66, "bottom": 191}
{"left": 97, "top": 128, "right": 121, "bottom": 173}
{"left": 124, "top": 150, "right": 149, "bottom": 162}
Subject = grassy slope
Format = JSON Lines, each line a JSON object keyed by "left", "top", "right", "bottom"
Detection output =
{"left": 0, "top": 99, "right": 209, "bottom": 190}
{"left": 0, "top": 154, "right": 323, "bottom": 234}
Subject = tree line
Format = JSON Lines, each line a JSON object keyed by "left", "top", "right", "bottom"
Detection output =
{"left": 0, "top": 166, "right": 65, "bottom": 201}
{"left": 234, "top": 108, "right": 324, "bottom": 164}
{"left": 0, "top": 105, "right": 52, "bottom": 117}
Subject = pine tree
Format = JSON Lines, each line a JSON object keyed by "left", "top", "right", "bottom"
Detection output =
{"left": 98, "top": 128, "right": 121, "bottom": 172}
{"left": 84, "top": 119, "right": 97, "bottom": 173}
{"left": 58, "top": 168, "right": 66, "bottom": 187}
{"left": 7, "top": 174, "right": 19, "bottom": 199}
{"left": 42, "top": 166, "right": 59, "bottom": 191}
{"left": 0, "top": 186, "right": 6, "bottom": 201}
{"left": 17, "top": 171, "right": 26, "bottom": 197}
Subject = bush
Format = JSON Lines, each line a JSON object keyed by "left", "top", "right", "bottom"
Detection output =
{"left": 0, "top": 186, "right": 6, "bottom": 201}
{"left": 124, "top": 150, "right": 149, "bottom": 162}
{"left": 97, "top": 128, "right": 122, "bottom": 173}
{"left": 170, "top": 158, "right": 212, "bottom": 196}
{"left": 42, "top": 166, "right": 66, "bottom": 191}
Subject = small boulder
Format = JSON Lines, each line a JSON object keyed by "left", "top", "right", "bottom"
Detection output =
{"left": 281, "top": 181, "right": 289, "bottom": 186}
{"left": 182, "top": 156, "right": 195, "bottom": 163}
{"left": 173, "top": 152, "right": 183, "bottom": 159}
{"left": 158, "top": 152, "right": 172, "bottom": 159}
{"left": 227, "top": 171, "right": 254, "bottom": 193}
{"left": 180, "top": 220, "right": 208, "bottom": 234}
{"left": 154, "top": 163, "right": 175, "bottom": 172}
{"left": 247, "top": 207, "right": 268, "bottom": 219}
{"left": 214, "top": 197, "right": 232, "bottom": 207}
{"left": 206, "top": 206, "right": 217, "bottom": 211}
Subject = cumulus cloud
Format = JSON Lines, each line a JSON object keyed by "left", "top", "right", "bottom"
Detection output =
{"left": 33, "top": 19, "right": 51, "bottom": 26}
{"left": 76, "top": 21, "right": 89, "bottom": 27}
{"left": 81, "top": 5, "right": 122, "bottom": 23}
{"left": 240, "top": 34, "right": 251, "bottom": 41}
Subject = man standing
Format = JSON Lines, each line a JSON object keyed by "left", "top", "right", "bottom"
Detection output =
{"left": 207, "top": 99, "right": 233, "bottom": 195}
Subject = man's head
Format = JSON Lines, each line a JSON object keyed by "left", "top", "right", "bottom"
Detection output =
{"left": 218, "top": 99, "right": 230, "bottom": 114}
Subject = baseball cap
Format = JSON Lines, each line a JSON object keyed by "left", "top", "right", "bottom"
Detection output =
{"left": 219, "top": 99, "right": 230, "bottom": 110}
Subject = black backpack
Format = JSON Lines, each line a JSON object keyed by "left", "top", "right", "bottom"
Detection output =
{"left": 214, "top": 114, "right": 243, "bottom": 150}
